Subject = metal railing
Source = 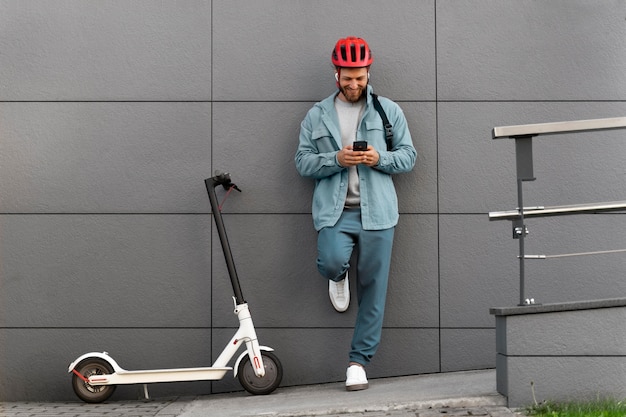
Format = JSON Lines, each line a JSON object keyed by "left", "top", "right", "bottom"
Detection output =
{"left": 489, "top": 117, "right": 626, "bottom": 306}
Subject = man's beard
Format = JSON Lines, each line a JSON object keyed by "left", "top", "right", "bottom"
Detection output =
{"left": 340, "top": 86, "right": 366, "bottom": 103}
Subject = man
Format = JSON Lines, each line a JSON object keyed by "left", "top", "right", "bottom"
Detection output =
{"left": 295, "top": 36, "right": 416, "bottom": 391}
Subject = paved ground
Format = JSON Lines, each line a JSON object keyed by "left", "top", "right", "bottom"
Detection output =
{"left": 0, "top": 399, "right": 182, "bottom": 417}
{"left": 0, "top": 403, "right": 527, "bottom": 417}
{"left": 0, "top": 370, "right": 529, "bottom": 417}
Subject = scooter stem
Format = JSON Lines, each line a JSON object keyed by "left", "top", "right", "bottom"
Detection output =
{"left": 205, "top": 174, "right": 245, "bottom": 305}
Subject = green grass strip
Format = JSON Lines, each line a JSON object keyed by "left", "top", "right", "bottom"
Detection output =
{"left": 526, "top": 398, "right": 626, "bottom": 417}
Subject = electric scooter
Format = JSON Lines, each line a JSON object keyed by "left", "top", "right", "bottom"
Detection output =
{"left": 68, "top": 172, "right": 283, "bottom": 403}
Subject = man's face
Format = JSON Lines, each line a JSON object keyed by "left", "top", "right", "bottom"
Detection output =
{"left": 336, "top": 67, "right": 369, "bottom": 103}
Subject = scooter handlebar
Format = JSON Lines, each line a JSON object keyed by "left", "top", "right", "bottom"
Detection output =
{"left": 208, "top": 171, "right": 241, "bottom": 192}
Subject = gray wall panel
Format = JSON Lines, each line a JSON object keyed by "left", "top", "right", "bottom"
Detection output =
{"left": 439, "top": 215, "right": 519, "bottom": 327}
{"left": 211, "top": 102, "right": 315, "bottom": 213}
{"left": 0, "top": 215, "right": 212, "bottom": 327}
{"left": 0, "top": 103, "right": 212, "bottom": 213}
{"left": 0, "top": 0, "right": 211, "bottom": 101}
{"left": 437, "top": 0, "right": 626, "bottom": 100}
{"left": 438, "top": 101, "right": 626, "bottom": 214}
{"left": 519, "top": 215, "right": 626, "bottom": 305}
{"left": 385, "top": 215, "right": 439, "bottom": 328}
{"left": 210, "top": 214, "right": 326, "bottom": 327}
{"left": 368, "top": 328, "right": 440, "bottom": 377}
{"left": 440, "top": 213, "right": 626, "bottom": 327}
{"left": 441, "top": 329, "right": 495, "bottom": 372}
{"left": 212, "top": 0, "right": 435, "bottom": 101}
{"left": 395, "top": 103, "right": 438, "bottom": 214}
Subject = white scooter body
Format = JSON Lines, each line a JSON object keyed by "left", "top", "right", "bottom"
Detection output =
{"left": 69, "top": 302, "right": 272, "bottom": 386}
{"left": 68, "top": 173, "right": 282, "bottom": 403}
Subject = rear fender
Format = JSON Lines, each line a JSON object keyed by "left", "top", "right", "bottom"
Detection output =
{"left": 68, "top": 352, "right": 123, "bottom": 373}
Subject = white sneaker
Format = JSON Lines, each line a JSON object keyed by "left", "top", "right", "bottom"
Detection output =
{"left": 345, "top": 365, "right": 368, "bottom": 391}
{"left": 329, "top": 274, "right": 349, "bottom": 312}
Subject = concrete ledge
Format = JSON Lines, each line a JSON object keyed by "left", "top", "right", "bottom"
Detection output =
{"left": 490, "top": 298, "right": 626, "bottom": 407}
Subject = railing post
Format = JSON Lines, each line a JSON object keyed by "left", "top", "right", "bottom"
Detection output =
{"left": 513, "top": 136, "right": 536, "bottom": 305}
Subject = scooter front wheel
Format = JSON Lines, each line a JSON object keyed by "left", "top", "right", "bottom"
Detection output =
{"left": 71, "top": 358, "right": 117, "bottom": 403}
{"left": 238, "top": 351, "right": 283, "bottom": 395}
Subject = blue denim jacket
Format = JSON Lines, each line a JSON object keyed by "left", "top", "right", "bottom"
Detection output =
{"left": 295, "top": 85, "right": 416, "bottom": 231}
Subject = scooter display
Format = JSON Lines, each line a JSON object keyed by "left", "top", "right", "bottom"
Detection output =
{"left": 68, "top": 172, "right": 283, "bottom": 403}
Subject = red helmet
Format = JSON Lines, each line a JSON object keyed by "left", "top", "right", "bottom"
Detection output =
{"left": 331, "top": 36, "right": 373, "bottom": 68}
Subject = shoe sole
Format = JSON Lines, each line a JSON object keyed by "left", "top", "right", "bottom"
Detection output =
{"left": 331, "top": 302, "right": 349, "bottom": 313}
{"left": 346, "top": 383, "right": 368, "bottom": 391}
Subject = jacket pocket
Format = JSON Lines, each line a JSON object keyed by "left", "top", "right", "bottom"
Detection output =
{"left": 312, "top": 126, "right": 339, "bottom": 153}
{"left": 363, "top": 120, "right": 385, "bottom": 149}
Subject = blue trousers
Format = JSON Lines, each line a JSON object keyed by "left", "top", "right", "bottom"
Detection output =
{"left": 317, "top": 209, "right": 395, "bottom": 366}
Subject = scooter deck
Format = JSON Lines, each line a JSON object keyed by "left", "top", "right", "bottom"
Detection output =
{"left": 89, "top": 366, "right": 233, "bottom": 385}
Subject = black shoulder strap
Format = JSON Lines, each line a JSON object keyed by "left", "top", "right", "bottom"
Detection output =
{"left": 371, "top": 93, "right": 393, "bottom": 151}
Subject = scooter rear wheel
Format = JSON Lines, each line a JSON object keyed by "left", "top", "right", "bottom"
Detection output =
{"left": 237, "top": 351, "right": 282, "bottom": 395}
{"left": 71, "top": 358, "right": 117, "bottom": 403}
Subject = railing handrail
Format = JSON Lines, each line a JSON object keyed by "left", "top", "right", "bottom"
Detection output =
{"left": 492, "top": 116, "right": 626, "bottom": 139}
{"left": 489, "top": 200, "right": 626, "bottom": 221}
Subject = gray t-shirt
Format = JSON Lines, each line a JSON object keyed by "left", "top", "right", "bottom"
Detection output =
{"left": 335, "top": 96, "right": 365, "bottom": 208}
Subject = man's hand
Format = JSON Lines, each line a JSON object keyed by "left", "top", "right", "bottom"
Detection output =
{"left": 338, "top": 145, "right": 379, "bottom": 167}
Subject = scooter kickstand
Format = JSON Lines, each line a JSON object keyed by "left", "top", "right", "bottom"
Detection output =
{"left": 142, "top": 384, "right": 150, "bottom": 400}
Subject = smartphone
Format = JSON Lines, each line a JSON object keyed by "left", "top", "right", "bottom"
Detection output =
{"left": 353, "top": 141, "right": 368, "bottom": 151}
